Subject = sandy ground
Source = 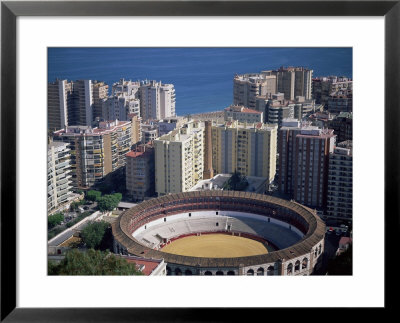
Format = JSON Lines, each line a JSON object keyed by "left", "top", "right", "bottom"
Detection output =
{"left": 161, "top": 234, "right": 273, "bottom": 258}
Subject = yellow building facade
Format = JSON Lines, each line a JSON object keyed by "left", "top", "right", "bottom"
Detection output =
{"left": 212, "top": 121, "right": 277, "bottom": 183}
{"left": 155, "top": 121, "right": 205, "bottom": 195}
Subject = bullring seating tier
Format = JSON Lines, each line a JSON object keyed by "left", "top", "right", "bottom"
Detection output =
{"left": 133, "top": 214, "right": 301, "bottom": 250}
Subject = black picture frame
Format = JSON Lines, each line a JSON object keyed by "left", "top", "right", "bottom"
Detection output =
{"left": 1, "top": 0, "right": 398, "bottom": 321}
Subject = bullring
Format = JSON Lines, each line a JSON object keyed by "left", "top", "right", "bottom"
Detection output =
{"left": 112, "top": 190, "right": 325, "bottom": 275}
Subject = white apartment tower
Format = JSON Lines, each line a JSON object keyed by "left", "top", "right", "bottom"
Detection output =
{"left": 48, "top": 80, "right": 74, "bottom": 131}
{"left": 48, "top": 79, "right": 108, "bottom": 130}
{"left": 327, "top": 141, "right": 353, "bottom": 222}
{"left": 47, "top": 141, "right": 73, "bottom": 213}
{"left": 103, "top": 79, "right": 141, "bottom": 121}
{"left": 102, "top": 94, "right": 140, "bottom": 121}
{"left": 140, "top": 80, "right": 176, "bottom": 121}
{"left": 154, "top": 120, "right": 204, "bottom": 195}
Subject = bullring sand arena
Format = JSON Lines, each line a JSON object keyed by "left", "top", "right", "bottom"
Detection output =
{"left": 161, "top": 233, "right": 274, "bottom": 257}
{"left": 112, "top": 191, "right": 326, "bottom": 275}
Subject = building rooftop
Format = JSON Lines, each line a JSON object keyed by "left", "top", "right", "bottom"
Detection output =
{"left": 336, "top": 112, "right": 353, "bottom": 119}
{"left": 119, "top": 255, "right": 163, "bottom": 276}
{"left": 55, "top": 120, "right": 131, "bottom": 137}
{"left": 225, "top": 105, "right": 262, "bottom": 114}
{"left": 48, "top": 141, "right": 69, "bottom": 149}
{"left": 215, "top": 120, "right": 276, "bottom": 131}
{"left": 189, "top": 174, "right": 268, "bottom": 193}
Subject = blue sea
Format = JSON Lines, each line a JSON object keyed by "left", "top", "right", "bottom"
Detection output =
{"left": 48, "top": 48, "right": 352, "bottom": 116}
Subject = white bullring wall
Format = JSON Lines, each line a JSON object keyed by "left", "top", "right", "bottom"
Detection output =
{"left": 132, "top": 210, "right": 304, "bottom": 238}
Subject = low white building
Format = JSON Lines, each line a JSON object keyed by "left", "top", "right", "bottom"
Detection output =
{"left": 189, "top": 173, "right": 268, "bottom": 194}
{"left": 224, "top": 105, "right": 263, "bottom": 124}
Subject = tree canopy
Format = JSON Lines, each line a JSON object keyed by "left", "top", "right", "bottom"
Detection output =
{"left": 48, "top": 213, "right": 64, "bottom": 229}
{"left": 97, "top": 193, "right": 122, "bottom": 212}
{"left": 80, "top": 221, "right": 110, "bottom": 250}
{"left": 48, "top": 249, "right": 143, "bottom": 275}
{"left": 223, "top": 171, "right": 249, "bottom": 191}
{"left": 86, "top": 190, "right": 102, "bottom": 202}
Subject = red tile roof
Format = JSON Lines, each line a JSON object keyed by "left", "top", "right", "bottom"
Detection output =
{"left": 126, "top": 151, "right": 145, "bottom": 158}
{"left": 123, "top": 257, "right": 160, "bottom": 275}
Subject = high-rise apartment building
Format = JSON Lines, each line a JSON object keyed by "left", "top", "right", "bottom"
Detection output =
{"left": 126, "top": 143, "right": 155, "bottom": 202}
{"left": 328, "top": 112, "right": 353, "bottom": 143}
{"left": 102, "top": 94, "right": 140, "bottom": 121}
{"left": 47, "top": 141, "right": 73, "bottom": 213}
{"left": 203, "top": 121, "right": 214, "bottom": 180}
{"left": 312, "top": 76, "right": 352, "bottom": 105}
{"left": 48, "top": 80, "right": 74, "bottom": 131}
{"left": 103, "top": 79, "right": 141, "bottom": 121}
{"left": 154, "top": 121, "right": 204, "bottom": 195}
{"left": 276, "top": 66, "right": 313, "bottom": 101}
{"left": 327, "top": 141, "right": 352, "bottom": 222}
{"left": 157, "top": 117, "right": 184, "bottom": 137}
{"left": 234, "top": 67, "right": 312, "bottom": 109}
{"left": 326, "top": 91, "right": 353, "bottom": 114}
{"left": 224, "top": 105, "right": 263, "bottom": 124}
{"left": 71, "top": 80, "right": 109, "bottom": 126}
{"left": 256, "top": 93, "right": 295, "bottom": 126}
{"left": 140, "top": 80, "right": 176, "bottom": 121}
{"left": 111, "top": 78, "right": 141, "bottom": 97}
{"left": 130, "top": 114, "right": 142, "bottom": 146}
{"left": 53, "top": 120, "right": 132, "bottom": 189}
{"left": 141, "top": 121, "right": 159, "bottom": 144}
{"left": 278, "top": 119, "right": 303, "bottom": 195}
{"left": 48, "top": 79, "right": 109, "bottom": 130}
{"left": 233, "top": 72, "right": 277, "bottom": 109}
{"left": 212, "top": 121, "right": 277, "bottom": 182}
{"left": 278, "top": 119, "right": 336, "bottom": 209}
{"left": 92, "top": 81, "right": 109, "bottom": 120}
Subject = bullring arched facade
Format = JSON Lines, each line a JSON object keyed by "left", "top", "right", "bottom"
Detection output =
{"left": 112, "top": 191, "right": 325, "bottom": 275}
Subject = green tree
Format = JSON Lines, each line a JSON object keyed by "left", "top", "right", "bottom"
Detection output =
{"left": 86, "top": 190, "right": 102, "bottom": 202}
{"left": 48, "top": 213, "right": 64, "bottom": 229}
{"left": 48, "top": 249, "right": 143, "bottom": 275}
{"left": 97, "top": 193, "right": 122, "bottom": 212}
{"left": 223, "top": 171, "right": 249, "bottom": 191}
{"left": 113, "top": 192, "right": 122, "bottom": 202}
{"left": 80, "top": 221, "right": 109, "bottom": 249}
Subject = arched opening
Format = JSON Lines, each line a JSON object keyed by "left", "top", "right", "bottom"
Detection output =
{"left": 175, "top": 268, "right": 182, "bottom": 276}
{"left": 302, "top": 258, "right": 308, "bottom": 270}
{"left": 295, "top": 260, "right": 300, "bottom": 272}
{"left": 216, "top": 271, "right": 224, "bottom": 276}
{"left": 318, "top": 244, "right": 322, "bottom": 255}
{"left": 257, "top": 267, "right": 264, "bottom": 276}
{"left": 204, "top": 271, "right": 212, "bottom": 276}
{"left": 227, "top": 271, "right": 235, "bottom": 275}
{"left": 287, "top": 263, "right": 293, "bottom": 275}
{"left": 267, "top": 266, "right": 274, "bottom": 276}
{"left": 247, "top": 269, "right": 254, "bottom": 276}
{"left": 185, "top": 269, "right": 192, "bottom": 276}
{"left": 314, "top": 248, "right": 318, "bottom": 257}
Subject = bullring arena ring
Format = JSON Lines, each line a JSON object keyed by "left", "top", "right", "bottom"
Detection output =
{"left": 112, "top": 191, "right": 325, "bottom": 276}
